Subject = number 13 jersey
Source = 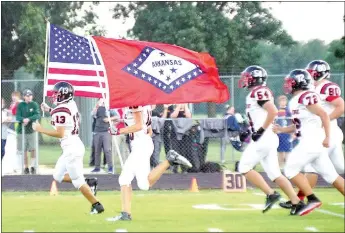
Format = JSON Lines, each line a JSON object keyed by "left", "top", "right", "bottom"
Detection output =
{"left": 50, "top": 100, "right": 81, "bottom": 148}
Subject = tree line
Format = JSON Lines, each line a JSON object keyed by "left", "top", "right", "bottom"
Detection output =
{"left": 2, "top": 1, "right": 344, "bottom": 80}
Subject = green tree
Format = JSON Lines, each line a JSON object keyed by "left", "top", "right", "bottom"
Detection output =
{"left": 325, "top": 38, "right": 345, "bottom": 72}
{"left": 112, "top": 1, "right": 295, "bottom": 72}
{"left": 1, "top": 2, "right": 105, "bottom": 79}
{"left": 112, "top": 2, "right": 295, "bottom": 116}
{"left": 257, "top": 39, "right": 329, "bottom": 74}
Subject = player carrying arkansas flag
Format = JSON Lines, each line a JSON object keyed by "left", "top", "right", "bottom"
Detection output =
{"left": 238, "top": 65, "right": 317, "bottom": 216}
{"left": 106, "top": 105, "right": 192, "bottom": 222}
{"left": 274, "top": 69, "right": 345, "bottom": 211}
{"left": 33, "top": 81, "right": 104, "bottom": 214}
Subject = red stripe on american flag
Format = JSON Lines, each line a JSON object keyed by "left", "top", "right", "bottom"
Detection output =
{"left": 48, "top": 68, "right": 104, "bottom": 77}
{"left": 47, "top": 90, "right": 104, "bottom": 98}
{"left": 47, "top": 79, "right": 106, "bottom": 88}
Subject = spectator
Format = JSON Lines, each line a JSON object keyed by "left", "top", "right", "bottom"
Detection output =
{"left": 9, "top": 91, "right": 22, "bottom": 116}
{"left": 16, "top": 89, "right": 40, "bottom": 174}
{"left": 2, "top": 98, "right": 12, "bottom": 160}
{"left": 224, "top": 105, "right": 235, "bottom": 116}
{"left": 110, "top": 107, "right": 130, "bottom": 169}
{"left": 91, "top": 98, "right": 115, "bottom": 173}
{"left": 162, "top": 103, "right": 192, "bottom": 173}
{"left": 276, "top": 95, "right": 292, "bottom": 169}
{"left": 89, "top": 109, "right": 107, "bottom": 168}
{"left": 150, "top": 105, "right": 163, "bottom": 169}
{"left": 8, "top": 91, "right": 22, "bottom": 130}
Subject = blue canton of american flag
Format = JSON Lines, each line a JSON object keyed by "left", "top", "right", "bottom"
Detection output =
{"left": 46, "top": 24, "right": 106, "bottom": 98}
{"left": 122, "top": 46, "right": 204, "bottom": 94}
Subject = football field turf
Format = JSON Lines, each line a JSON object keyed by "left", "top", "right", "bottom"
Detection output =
{"left": 2, "top": 188, "right": 344, "bottom": 232}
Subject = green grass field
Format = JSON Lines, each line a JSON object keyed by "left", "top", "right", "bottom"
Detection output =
{"left": 2, "top": 189, "right": 344, "bottom": 232}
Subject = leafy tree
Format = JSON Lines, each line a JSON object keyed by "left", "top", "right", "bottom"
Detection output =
{"left": 112, "top": 1, "right": 295, "bottom": 72}
{"left": 257, "top": 39, "right": 330, "bottom": 74}
{"left": 1, "top": 2, "right": 104, "bottom": 79}
{"left": 111, "top": 2, "right": 295, "bottom": 116}
{"left": 325, "top": 38, "right": 345, "bottom": 72}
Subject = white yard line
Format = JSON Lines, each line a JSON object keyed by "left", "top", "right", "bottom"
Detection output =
{"left": 315, "top": 209, "right": 345, "bottom": 219}
{"left": 305, "top": 226, "right": 319, "bottom": 232}
{"left": 23, "top": 230, "right": 34, "bottom": 232}
{"left": 115, "top": 229, "right": 128, "bottom": 232}
{"left": 208, "top": 228, "right": 223, "bottom": 232}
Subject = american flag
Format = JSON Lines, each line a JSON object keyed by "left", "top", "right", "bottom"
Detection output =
{"left": 45, "top": 24, "right": 106, "bottom": 98}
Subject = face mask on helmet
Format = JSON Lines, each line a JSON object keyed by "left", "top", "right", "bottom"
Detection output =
{"left": 283, "top": 77, "right": 295, "bottom": 94}
{"left": 306, "top": 61, "right": 330, "bottom": 81}
{"left": 238, "top": 72, "right": 253, "bottom": 88}
{"left": 48, "top": 91, "right": 60, "bottom": 105}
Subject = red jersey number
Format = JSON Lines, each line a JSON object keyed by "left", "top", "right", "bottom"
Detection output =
{"left": 305, "top": 94, "right": 318, "bottom": 105}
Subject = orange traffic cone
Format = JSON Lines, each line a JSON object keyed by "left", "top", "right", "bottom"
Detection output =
{"left": 50, "top": 180, "right": 58, "bottom": 196}
{"left": 189, "top": 177, "right": 199, "bottom": 192}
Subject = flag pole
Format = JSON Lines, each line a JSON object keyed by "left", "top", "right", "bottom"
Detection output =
{"left": 42, "top": 20, "right": 50, "bottom": 117}
{"left": 87, "top": 36, "right": 124, "bottom": 170}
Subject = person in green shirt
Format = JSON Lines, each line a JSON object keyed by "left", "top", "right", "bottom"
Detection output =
{"left": 16, "top": 89, "right": 41, "bottom": 175}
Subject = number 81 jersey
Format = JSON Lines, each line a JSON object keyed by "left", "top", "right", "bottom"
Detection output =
{"left": 50, "top": 100, "right": 81, "bottom": 146}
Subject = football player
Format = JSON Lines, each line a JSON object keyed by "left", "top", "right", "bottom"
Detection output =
{"left": 238, "top": 65, "right": 313, "bottom": 215}
{"left": 32, "top": 81, "right": 104, "bottom": 214}
{"left": 274, "top": 69, "right": 345, "bottom": 210}
{"left": 106, "top": 105, "right": 192, "bottom": 221}
{"left": 280, "top": 61, "right": 344, "bottom": 208}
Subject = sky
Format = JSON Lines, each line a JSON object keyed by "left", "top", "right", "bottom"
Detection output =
{"left": 80, "top": 2, "right": 344, "bottom": 44}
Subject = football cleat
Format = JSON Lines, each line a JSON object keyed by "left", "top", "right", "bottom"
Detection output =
{"left": 290, "top": 200, "right": 321, "bottom": 216}
{"left": 167, "top": 150, "right": 192, "bottom": 168}
{"left": 85, "top": 177, "right": 98, "bottom": 196}
{"left": 106, "top": 212, "right": 132, "bottom": 222}
{"left": 90, "top": 202, "right": 104, "bottom": 214}
{"left": 263, "top": 191, "right": 281, "bottom": 213}
{"left": 279, "top": 200, "right": 293, "bottom": 209}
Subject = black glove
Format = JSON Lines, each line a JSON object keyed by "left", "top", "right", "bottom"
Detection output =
{"left": 251, "top": 127, "right": 265, "bottom": 142}
{"left": 239, "top": 129, "right": 251, "bottom": 142}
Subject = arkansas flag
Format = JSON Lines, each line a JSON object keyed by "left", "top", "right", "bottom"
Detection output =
{"left": 91, "top": 37, "right": 229, "bottom": 108}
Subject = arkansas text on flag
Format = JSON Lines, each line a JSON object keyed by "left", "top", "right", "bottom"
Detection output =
{"left": 45, "top": 24, "right": 106, "bottom": 98}
{"left": 91, "top": 38, "right": 229, "bottom": 108}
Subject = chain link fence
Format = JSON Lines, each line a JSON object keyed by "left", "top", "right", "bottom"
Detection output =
{"left": 1, "top": 70, "right": 344, "bottom": 175}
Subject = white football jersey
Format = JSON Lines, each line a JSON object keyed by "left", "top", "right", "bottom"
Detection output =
{"left": 288, "top": 90, "right": 324, "bottom": 143}
{"left": 315, "top": 80, "right": 342, "bottom": 128}
{"left": 245, "top": 86, "right": 274, "bottom": 131}
{"left": 124, "top": 105, "right": 152, "bottom": 141}
{"left": 50, "top": 100, "right": 81, "bottom": 147}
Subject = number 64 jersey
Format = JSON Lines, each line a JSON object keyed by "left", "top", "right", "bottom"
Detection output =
{"left": 50, "top": 100, "right": 82, "bottom": 148}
